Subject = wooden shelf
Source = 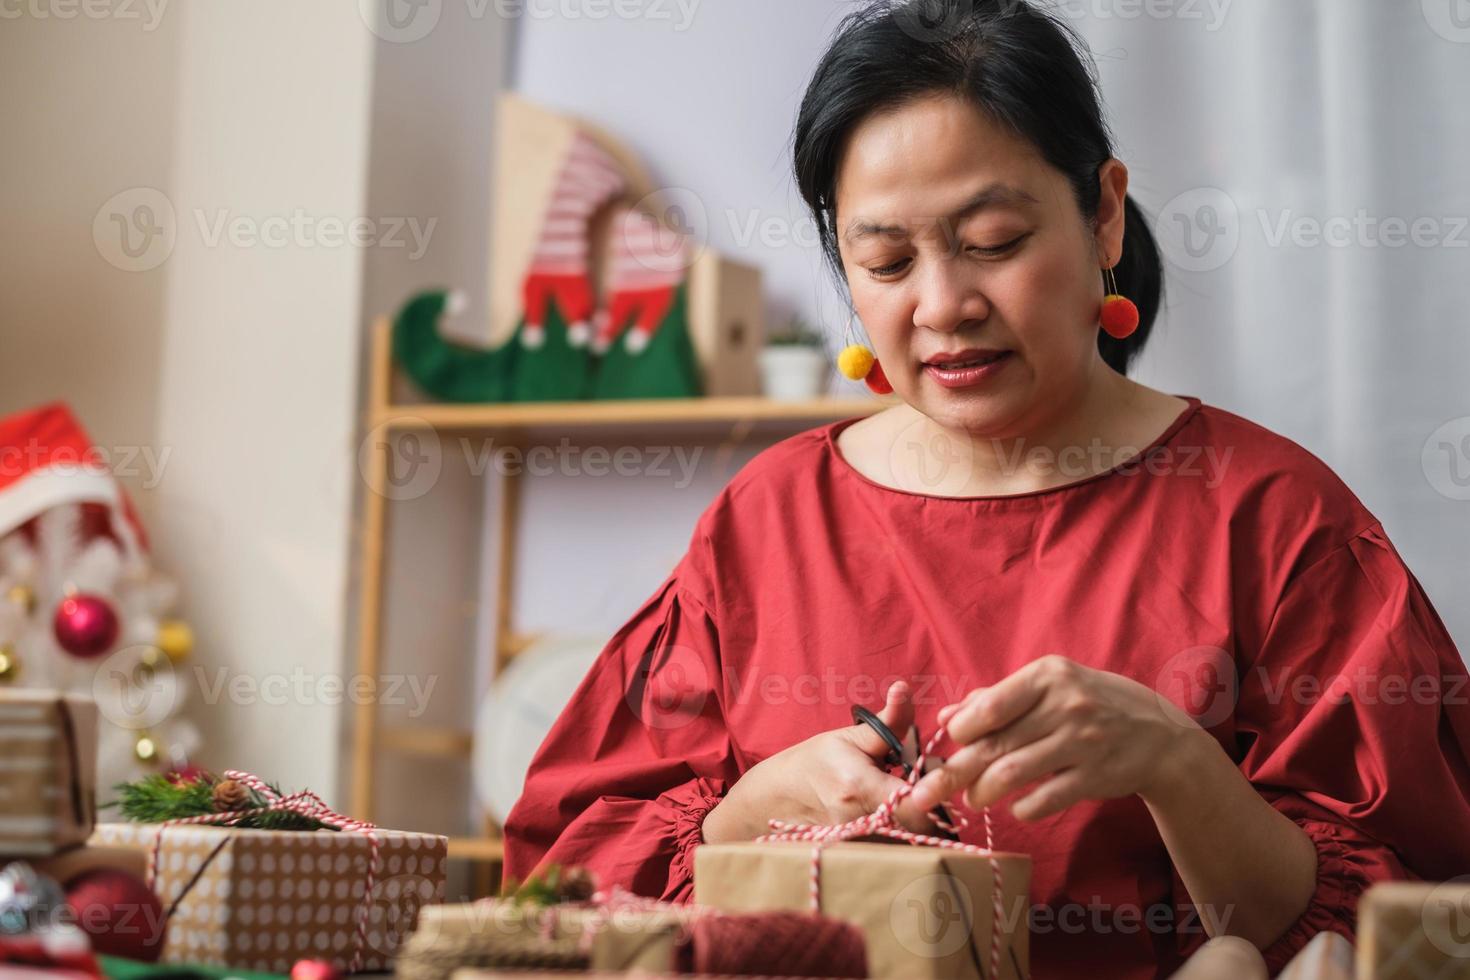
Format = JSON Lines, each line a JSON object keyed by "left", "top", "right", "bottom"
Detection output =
{"left": 349, "top": 316, "right": 887, "bottom": 841}
{"left": 447, "top": 837, "right": 505, "bottom": 862}
{"left": 379, "top": 725, "right": 474, "bottom": 758}
{"left": 373, "top": 395, "right": 884, "bottom": 431}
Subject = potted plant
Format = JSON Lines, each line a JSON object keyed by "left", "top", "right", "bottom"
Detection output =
{"left": 759, "top": 315, "right": 829, "bottom": 401}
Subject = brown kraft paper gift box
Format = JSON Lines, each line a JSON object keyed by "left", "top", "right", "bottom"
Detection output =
{"left": 694, "top": 840, "right": 1030, "bottom": 979}
{"left": 91, "top": 821, "right": 447, "bottom": 973}
{"left": 396, "top": 900, "right": 692, "bottom": 979}
{"left": 0, "top": 690, "right": 97, "bottom": 859}
{"left": 1356, "top": 881, "right": 1470, "bottom": 980}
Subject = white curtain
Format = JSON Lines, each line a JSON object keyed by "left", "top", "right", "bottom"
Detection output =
{"left": 1071, "top": 0, "right": 1470, "bottom": 652}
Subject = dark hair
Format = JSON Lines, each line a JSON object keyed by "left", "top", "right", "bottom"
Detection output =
{"left": 793, "top": 0, "right": 1163, "bottom": 374}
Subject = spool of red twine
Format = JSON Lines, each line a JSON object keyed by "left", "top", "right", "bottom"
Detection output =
{"left": 686, "top": 911, "right": 867, "bottom": 978}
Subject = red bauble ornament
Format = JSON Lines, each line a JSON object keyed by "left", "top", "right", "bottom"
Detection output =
{"left": 291, "top": 959, "right": 344, "bottom": 980}
{"left": 864, "top": 359, "right": 894, "bottom": 396}
{"left": 1100, "top": 294, "right": 1140, "bottom": 339}
{"left": 53, "top": 594, "right": 120, "bottom": 659}
{"left": 65, "top": 868, "right": 166, "bottom": 963}
{"left": 166, "top": 764, "right": 209, "bottom": 786}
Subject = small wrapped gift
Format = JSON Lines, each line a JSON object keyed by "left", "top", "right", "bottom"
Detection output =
{"left": 0, "top": 691, "right": 97, "bottom": 859}
{"left": 696, "top": 724, "right": 1031, "bottom": 979}
{"left": 91, "top": 821, "right": 446, "bottom": 973}
{"left": 396, "top": 899, "right": 693, "bottom": 979}
{"left": 92, "top": 770, "right": 447, "bottom": 974}
{"left": 696, "top": 840, "right": 1029, "bottom": 979}
{"left": 398, "top": 874, "right": 867, "bottom": 980}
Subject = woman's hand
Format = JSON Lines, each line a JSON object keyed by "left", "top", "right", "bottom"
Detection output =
{"left": 907, "top": 654, "right": 1213, "bottom": 821}
{"left": 701, "top": 681, "right": 936, "bottom": 843}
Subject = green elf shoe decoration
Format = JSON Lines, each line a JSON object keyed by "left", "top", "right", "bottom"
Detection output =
{"left": 393, "top": 289, "right": 515, "bottom": 403}
{"left": 393, "top": 288, "right": 599, "bottom": 403}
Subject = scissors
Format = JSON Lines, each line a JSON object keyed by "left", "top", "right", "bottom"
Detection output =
{"left": 851, "top": 705, "right": 960, "bottom": 838}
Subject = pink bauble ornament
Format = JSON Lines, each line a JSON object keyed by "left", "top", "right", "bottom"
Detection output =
{"left": 53, "top": 594, "right": 121, "bottom": 659}
{"left": 291, "top": 959, "right": 343, "bottom": 980}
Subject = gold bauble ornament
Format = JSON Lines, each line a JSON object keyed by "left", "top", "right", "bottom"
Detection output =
{"left": 0, "top": 645, "right": 18, "bottom": 683}
{"left": 6, "top": 584, "right": 35, "bottom": 615}
{"left": 156, "top": 619, "right": 195, "bottom": 664}
{"left": 134, "top": 732, "right": 159, "bottom": 764}
{"left": 137, "top": 646, "right": 164, "bottom": 678}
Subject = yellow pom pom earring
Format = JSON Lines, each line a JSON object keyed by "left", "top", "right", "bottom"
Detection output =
{"left": 836, "top": 314, "right": 893, "bottom": 395}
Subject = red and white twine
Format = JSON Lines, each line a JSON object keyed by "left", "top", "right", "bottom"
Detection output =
{"left": 145, "top": 769, "right": 382, "bottom": 973}
{"left": 755, "top": 732, "right": 1008, "bottom": 979}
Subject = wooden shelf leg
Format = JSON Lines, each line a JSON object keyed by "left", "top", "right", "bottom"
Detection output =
{"left": 351, "top": 319, "right": 396, "bottom": 821}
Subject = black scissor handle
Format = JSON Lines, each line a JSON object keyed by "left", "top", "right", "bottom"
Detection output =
{"left": 852, "top": 704, "right": 911, "bottom": 776}
{"left": 852, "top": 704, "right": 961, "bottom": 839}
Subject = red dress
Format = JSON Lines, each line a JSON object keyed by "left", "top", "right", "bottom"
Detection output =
{"left": 504, "top": 397, "right": 1470, "bottom": 977}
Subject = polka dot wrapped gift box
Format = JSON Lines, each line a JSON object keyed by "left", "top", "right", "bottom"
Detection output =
{"left": 89, "top": 775, "right": 446, "bottom": 974}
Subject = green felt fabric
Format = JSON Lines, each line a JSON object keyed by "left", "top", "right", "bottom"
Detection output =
{"left": 99, "top": 953, "right": 284, "bottom": 979}
{"left": 393, "top": 286, "right": 701, "bottom": 403}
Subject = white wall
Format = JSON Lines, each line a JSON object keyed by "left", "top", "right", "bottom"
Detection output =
{"left": 0, "top": 5, "right": 180, "bottom": 487}
{"left": 148, "top": 2, "right": 376, "bottom": 791}
{"left": 353, "top": 1, "right": 514, "bottom": 835}
{"left": 1, "top": 2, "right": 378, "bottom": 793}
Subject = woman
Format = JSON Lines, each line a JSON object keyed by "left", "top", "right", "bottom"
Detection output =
{"left": 504, "top": 1, "right": 1470, "bottom": 974}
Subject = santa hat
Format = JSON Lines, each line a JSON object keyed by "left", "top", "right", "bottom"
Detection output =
{"left": 0, "top": 402, "right": 148, "bottom": 560}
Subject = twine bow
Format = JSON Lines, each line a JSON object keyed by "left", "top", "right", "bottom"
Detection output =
{"left": 145, "top": 769, "right": 381, "bottom": 974}
{"left": 754, "top": 731, "right": 1007, "bottom": 980}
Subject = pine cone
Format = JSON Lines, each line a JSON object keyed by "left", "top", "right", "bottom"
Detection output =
{"left": 556, "top": 867, "right": 595, "bottom": 903}
{"left": 211, "top": 778, "right": 248, "bottom": 812}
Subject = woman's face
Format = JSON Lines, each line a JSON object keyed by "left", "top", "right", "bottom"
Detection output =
{"left": 834, "top": 93, "right": 1127, "bottom": 437}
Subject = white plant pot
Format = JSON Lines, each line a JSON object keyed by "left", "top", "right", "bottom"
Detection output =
{"left": 759, "top": 346, "right": 828, "bottom": 401}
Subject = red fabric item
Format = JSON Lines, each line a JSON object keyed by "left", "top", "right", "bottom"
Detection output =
{"left": 522, "top": 272, "right": 595, "bottom": 331}
{"left": 504, "top": 397, "right": 1470, "bottom": 979}
{"left": 864, "top": 359, "right": 893, "bottom": 395}
{"left": 596, "top": 285, "right": 678, "bottom": 348}
{"left": 0, "top": 401, "right": 148, "bottom": 555}
{"left": 685, "top": 912, "right": 867, "bottom": 977}
{"left": 0, "top": 934, "right": 102, "bottom": 978}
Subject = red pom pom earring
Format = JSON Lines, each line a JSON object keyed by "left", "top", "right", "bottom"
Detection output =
{"left": 1100, "top": 256, "right": 1140, "bottom": 340}
{"left": 835, "top": 314, "right": 894, "bottom": 395}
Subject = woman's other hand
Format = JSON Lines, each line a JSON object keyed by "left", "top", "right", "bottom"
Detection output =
{"left": 908, "top": 654, "right": 1213, "bottom": 821}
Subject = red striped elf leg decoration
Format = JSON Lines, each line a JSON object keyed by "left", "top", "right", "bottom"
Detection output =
{"left": 592, "top": 208, "right": 688, "bottom": 354}
{"left": 520, "top": 132, "right": 627, "bottom": 350}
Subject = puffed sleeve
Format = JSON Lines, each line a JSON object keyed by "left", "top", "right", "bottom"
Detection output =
{"left": 1230, "top": 523, "right": 1470, "bottom": 971}
{"left": 501, "top": 529, "right": 737, "bottom": 902}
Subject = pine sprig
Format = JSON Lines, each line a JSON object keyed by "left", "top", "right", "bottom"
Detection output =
{"left": 501, "top": 864, "right": 596, "bottom": 907}
{"left": 111, "top": 772, "right": 329, "bottom": 831}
